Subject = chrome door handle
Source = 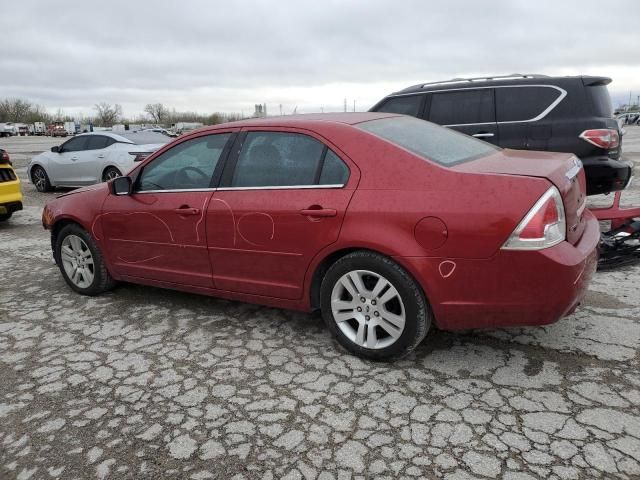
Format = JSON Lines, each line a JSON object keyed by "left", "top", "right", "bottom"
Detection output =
{"left": 300, "top": 207, "right": 337, "bottom": 217}
{"left": 174, "top": 206, "right": 200, "bottom": 215}
{"left": 71, "top": 156, "right": 78, "bottom": 161}
{"left": 97, "top": 154, "right": 105, "bottom": 158}
{"left": 472, "top": 133, "right": 494, "bottom": 138}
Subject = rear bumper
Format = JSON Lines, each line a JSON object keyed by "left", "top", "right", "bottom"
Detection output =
{"left": 0, "top": 179, "right": 23, "bottom": 215}
{"left": 397, "top": 210, "right": 600, "bottom": 330}
{"left": 580, "top": 155, "right": 632, "bottom": 195}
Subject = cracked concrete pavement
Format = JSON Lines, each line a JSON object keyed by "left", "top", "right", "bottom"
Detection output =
{"left": 1, "top": 129, "right": 639, "bottom": 479}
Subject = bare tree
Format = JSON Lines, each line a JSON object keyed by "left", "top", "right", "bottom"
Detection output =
{"left": 0, "top": 98, "right": 33, "bottom": 122}
{"left": 144, "top": 103, "right": 168, "bottom": 124}
{"left": 94, "top": 103, "right": 122, "bottom": 126}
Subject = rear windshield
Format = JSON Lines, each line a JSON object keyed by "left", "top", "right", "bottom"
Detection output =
{"left": 587, "top": 85, "right": 614, "bottom": 118}
{"left": 357, "top": 116, "right": 499, "bottom": 166}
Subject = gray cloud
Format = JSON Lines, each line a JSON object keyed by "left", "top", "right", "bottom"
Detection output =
{"left": 3, "top": 0, "right": 640, "bottom": 117}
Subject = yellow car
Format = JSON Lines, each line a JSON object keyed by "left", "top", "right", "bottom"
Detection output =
{"left": 0, "top": 149, "right": 23, "bottom": 222}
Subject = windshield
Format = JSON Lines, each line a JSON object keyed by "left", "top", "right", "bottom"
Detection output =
{"left": 119, "top": 131, "right": 171, "bottom": 145}
{"left": 587, "top": 85, "right": 614, "bottom": 118}
{"left": 357, "top": 116, "right": 499, "bottom": 166}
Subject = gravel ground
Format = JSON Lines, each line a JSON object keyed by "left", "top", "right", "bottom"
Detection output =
{"left": 0, "top": 130, "right": 639, "bottom": 480}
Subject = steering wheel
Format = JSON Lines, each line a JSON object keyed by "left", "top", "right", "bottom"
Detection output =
{"left": 174, "top": 166, "right": 209, "bottom": 187}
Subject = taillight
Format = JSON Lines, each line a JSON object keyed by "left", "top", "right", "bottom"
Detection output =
{"left": 129, "top": 152, "right": 151, "bottom": 162}
{"left": 0, "top": 151, "right": 10, "bottom": 165}
{"left": 502, "top": 186, "right": 566, "bottom": 250}
{"left": 579, "top": 129, "right": 619, "bottom": 149}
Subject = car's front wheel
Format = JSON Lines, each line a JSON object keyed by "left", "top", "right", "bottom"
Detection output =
{"left": 31, "top": 165, "right": 53, "bottom": 192}
{"left": 55, "top": 223, "right": 116, "bottom": 295}
{"left": 102, "top": 167, "right": 122, "bottom": 182}
{"left": 0, "top": 212, "right": 12, "bottom": 222}
{"left": 320, "top": 251, "right": 431, "bottom": 360}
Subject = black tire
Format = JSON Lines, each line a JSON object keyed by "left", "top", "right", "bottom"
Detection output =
{"left": 0, "top": 212, "right": 12, "bottom": 222}
{"left": 55, "top": 223, "right": 116, "bottom": 295}
{"left": 31, "top": 165, "right": 53, "bottom": 192}
{"left": 320, "top": 250, "right": 431, "bottom": 361}
{"left": 102, "top": 166, "right": 122, "bottom": 182}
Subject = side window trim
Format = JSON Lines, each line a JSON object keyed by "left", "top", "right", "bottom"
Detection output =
{"left": 134, "top": 131, "right": 236, "bottom": 193}
{"left": 387, "top": 84, "right": 567, "bottom": 126}
{"left": 219, "top": 129, "right": 348, "bottom": 191}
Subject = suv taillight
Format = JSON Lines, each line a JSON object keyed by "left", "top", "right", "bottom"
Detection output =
{"left": 579, "top": 129, "right": 619, "bottom": 149}
{"left": 502, "top": 186, "right": 566, "bottom": 250}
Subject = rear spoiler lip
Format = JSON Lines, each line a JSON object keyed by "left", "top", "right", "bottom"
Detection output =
{"left": 582, "top": 76, "right": 612, "bottom": 87}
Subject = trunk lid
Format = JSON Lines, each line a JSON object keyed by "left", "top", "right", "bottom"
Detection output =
{"left": 454, "top": 149, "right": 587, "bottom": 245}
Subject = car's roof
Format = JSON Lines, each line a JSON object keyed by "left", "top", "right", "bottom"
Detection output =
{"left": 389, "top": 75, "right": 611, "bottom": 96}
{"left": 199, "top": 112, "right": 399, "bottom": 132}
{"left": 74, "top": 131, "right": 170, "bottom": 145}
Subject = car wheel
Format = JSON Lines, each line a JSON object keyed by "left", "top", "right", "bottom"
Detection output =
{"left": 0, "top": 212, "right": 12, "bottom": 222}
{"left": 31, "top": 165, "right": 53, "bottom": 192}
{"left": 320, "top": 250, "right": 431, "bottom": 360}
{"left": 55, "top": 223, "right": 116, "bottom": 295}
{"left": 102, "top": 167, "right": 122, "bottom": 182}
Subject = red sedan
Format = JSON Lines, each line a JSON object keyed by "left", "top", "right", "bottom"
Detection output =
{"left": 42, "top": 113, "right": 599, "bottom": 359}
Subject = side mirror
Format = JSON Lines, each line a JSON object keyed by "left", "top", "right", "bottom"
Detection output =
{"left": 110, "top": 176, "right": 133, "bottom": 196}
{"left": 51, "top": 146, "right": 59, "bottom": 153}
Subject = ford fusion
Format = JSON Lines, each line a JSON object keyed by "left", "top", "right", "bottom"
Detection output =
{"left": 41, "top": 113, "right": 599, "bottom": 360}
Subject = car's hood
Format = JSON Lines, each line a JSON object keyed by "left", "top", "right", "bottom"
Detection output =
{"left": 55, "top": 182, "right": 109, "bottom": 199}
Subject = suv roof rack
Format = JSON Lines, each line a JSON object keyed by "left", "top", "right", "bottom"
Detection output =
{"left": 402, "top": 74, "right": 550, "bottom": 91}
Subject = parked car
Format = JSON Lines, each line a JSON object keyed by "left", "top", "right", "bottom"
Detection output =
{"left": 28, "top": 132, "right": 168, "bottom": 191}
{"left": 370, "top": 74, "right": 632, "bottom": 196}
{"left": 0, "top": 149, "right": 23, "bottom": 221}
{"left": 0, "top": 123, "right": 18, "bottom": 137}
{"left": 41, "top": 113, "right": 598, "bottom": 359}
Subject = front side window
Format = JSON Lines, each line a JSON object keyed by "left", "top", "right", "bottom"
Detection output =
{"left": 495, "top": 86, "right": 563, "bottom": 122}
{"left": 358, "top": 116, "right": 498, "bottom": 166}
{"left": 376, "top": 95, "right": 423, "bottom": 117}
{"left": 61, "top": 136, "right": 88, "bottom": 152}
{"left": 138, "top": 133, "right": 231, "bottom": 191}
{"left": 232, "top": 132, "right": 326, "bottom": 187}
{"left": 429, "top": 89, "right": 495, "bottom": 125}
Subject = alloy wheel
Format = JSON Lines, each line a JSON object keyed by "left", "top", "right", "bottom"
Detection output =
{"left": 330, "top": 269, "right": 406, "bottom": 349}
{"left": 104, "top": 169, "right": 121, "bottom": 181}
{"left": 60, "top": 235, "right": 95, "bottom": 289}
{"left": 33, "top": 167, "right": 47, "bottom": 191}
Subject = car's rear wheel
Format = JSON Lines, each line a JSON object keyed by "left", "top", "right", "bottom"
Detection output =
{"left": 320, "top": 251, "right": 431, "bottom": 360}
{"left": 102, "top": 167, "right": 122, "bottom": 182}
{"left": 55, "top": 223, "right": 116, "bottom": 295}
{"left": 31, "top": 165, "right": 53, "bottom": 192}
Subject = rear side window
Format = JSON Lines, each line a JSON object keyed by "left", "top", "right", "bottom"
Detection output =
{"left": 85, "top": 136, "right": 110, "bottom": 150}
{"left": 358, "top": 116, "right": 498, "bottom": 166}
{"left": 232, "top": 132, "right": 325, "bottom": 187}
{"left": 319, "top": 150, "right": 349, "bottom": 185}
{"left": 495, "top": 86, "right": 563, "bottom": 122}
{"left": 429, "top": 89, "right": 495, "bottom": 125}
{"left": 376, "top": 95, "right": 423, "bottom": 117}
{"left": 586, "top": 85, "right": 613, "bottom": 118}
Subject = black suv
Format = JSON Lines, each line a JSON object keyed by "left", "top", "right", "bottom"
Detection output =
{"left": 370, "top": 74, "right": 632, "bottom": 196}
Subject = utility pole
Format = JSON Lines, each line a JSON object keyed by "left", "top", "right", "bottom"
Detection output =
{"left": 629, "top": 91, "right": 633, "bottom": 111}
{"left": 353, "top": 100, "right": 356, "bottom": 112}
{"left": 344, "top": 98, "right": 347, "bottom": 112}
{"left": 279, "top": 104, "right": 282, "bottom": 116}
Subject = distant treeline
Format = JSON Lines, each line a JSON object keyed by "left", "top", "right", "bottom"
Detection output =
{"left": 0, "top": 98, "right": 244, "bottom": 127}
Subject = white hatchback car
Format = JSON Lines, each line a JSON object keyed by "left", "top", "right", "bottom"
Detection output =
{"left": 28, "top": 132, "right": 168, "bottom": 192}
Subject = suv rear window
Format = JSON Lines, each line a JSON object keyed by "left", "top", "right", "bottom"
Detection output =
{"left": 587, "top": 85, "right": 613, "bottom": 118}
{"left": 495, "top": 86, "right": 563, "bottom": 122}
{"left": 358, "top": 116, "right": 499, "bottom": 166}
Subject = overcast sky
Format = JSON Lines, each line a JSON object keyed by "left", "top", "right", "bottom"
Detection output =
{"left": 3, "top": 0, "right": 640, "bottom": 119}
